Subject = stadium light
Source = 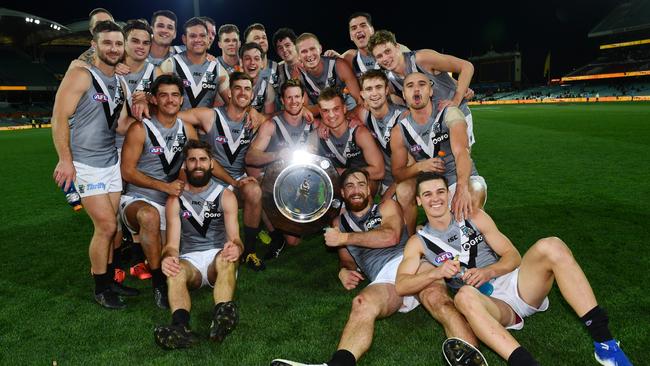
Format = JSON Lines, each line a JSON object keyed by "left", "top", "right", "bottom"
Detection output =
{"left": 34, "top": 19, "right": 40, "bottom": 24}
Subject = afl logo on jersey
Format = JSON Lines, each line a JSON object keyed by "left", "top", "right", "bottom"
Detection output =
{"left": 183, "top": 79, "right": 191, "bottom": 87}
{"left": 93, "top": 93, "right": 109, "bottom": 103}
{"left": 182, "top": 210, "right": 191, "bottom": 219}
{"left": 434, "top": 252, "right": 454, "bottom": 264}
{"left": 410, "top": 145, "right": 422, "bottom": 153}
{"left": 149, "top": 146, "right": 164, "bottom": 155}
{"left": 215, "top": 136, "right": 228, "bottom": 144}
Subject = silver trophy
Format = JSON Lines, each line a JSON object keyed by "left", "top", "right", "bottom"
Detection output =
{"left": 261, "top": 151, "right": 341, "bottom": 235}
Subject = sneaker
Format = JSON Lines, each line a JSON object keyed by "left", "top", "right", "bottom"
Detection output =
{"left": 130, "top": 262, "right": 152, "bottom": 280}
{"left": 94, "top": 289, "right": 126, "bottom": 310}
{"left": 153, "top": 286, "right": 170, "bottom": 309}
{"left": 263, "top": 239, "right": 286, "bottom": 260}
{"left": 594, "top": 340, "right": 632, "bottom": 366}
{"left": 154, "top": 324, "right": 199, "bottom": 350}
{"left": 114, "top": 268, "right": 126, "bottom": 284}
{"left": 270, "top": 360, "right": 327, "bottom": 366}
{"left": 243, "top": 252, "right": 266, "bottom": 271}
{"left": 442, "top": 337, "right": 488, "bottom": 366}
{"left": 109, "top": 281, "right": 140, "bottom": 297}
{"left": 209, "top": 301, "right": 239, "bottom": 342}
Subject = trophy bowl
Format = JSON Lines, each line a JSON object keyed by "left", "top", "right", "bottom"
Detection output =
{"left": 261, "top": 151, "right": 342, "bottom": 236}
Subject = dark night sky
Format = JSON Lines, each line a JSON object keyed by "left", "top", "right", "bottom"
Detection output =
{"left": 2, "top": 0, "right": 624, "bottom": 82}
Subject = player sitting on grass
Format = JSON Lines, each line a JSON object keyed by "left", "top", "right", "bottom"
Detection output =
{"left": 396, "top": 172, "right": 633, "bottom": 366}
{"left": 154, "top": 140, "right": 242, "bottom": 349}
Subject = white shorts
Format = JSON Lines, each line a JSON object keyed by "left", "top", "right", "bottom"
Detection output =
{"left": 490, "top": 268, "right": 549, "bottom": 330}
{"left": 224, "top": 174, "right": 247, "bottom": 191}
{"left": 180, "top": 248, "right": 222, "bottom": 288}
{"left": 74, "top": 161, "right": 122, "bottom": 198}
{"left": 448, "top": 175, "right": 487, "bottom": 206}
{"left": 370, "top": 255, "right": 420, "bottom": 313}
{"left": 119, "top": 195, "right": 166, "bottom": 235}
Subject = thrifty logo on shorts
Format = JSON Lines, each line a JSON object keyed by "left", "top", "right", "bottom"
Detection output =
{"left": 80, "top": 182, "right": 106, "bottom": 192}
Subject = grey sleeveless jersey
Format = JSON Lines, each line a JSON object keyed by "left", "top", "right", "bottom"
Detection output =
{"left": 339, "top": 203, "right": 408, "bottom": 282}
{"left": 178, "top": 179, "right": 228, "bottom": 255}
{"left": 204, "top": 106, "right": 255, "bottom": 178}
{"left": 126, "top": 117, "right": 188, "bottom": 205}
{"left": 69, "top": 65, "right": 124, "bottom": 167}
{"left": 147, "top": 45, "right": 184, "bottom": 66}
{"left": 365, "top": 104, "right": 405, "bottom": 186}
{"left": 299, "top": 56, "right": 356, "bottom": 110}
{"left": 398, "top": 107, "right": 478, "bottom": 185}
{"left": 250, "top": 73, "right": 272, "bottom": 112}
{"left": 386, "top": 51, "right": 471, "bottom": 117}
{"left": 261, "top": 59, "right": 280, "bottom": 91}
{"left": 417, "top": 219, "right": 498, "bottom": 290}
{"left": 116, "top": 62, "right": 155, "bottom": 149}
{"left": 267, "top": 114, "right": 314, "bottom": 153}
{"left": 217, "top": 56, "right": 239, "bottom": 74}
{"left": 352, "top": 49, "right": 379, "bottom": 79}
{"left": 316, "top": 126, "right": 367, "bottom": 170}
{"left": 172, "top": 52, "right": 220, "bottom": 110}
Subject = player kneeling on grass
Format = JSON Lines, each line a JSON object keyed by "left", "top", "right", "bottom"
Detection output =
{"left": 272, "top": 168, "right": 423, "bottom": 366}
{"left": 154, "top": 140, "right": 242, "bottom": 349}
{"left": 396, "top": 172, "right": 632, "bottom": 366}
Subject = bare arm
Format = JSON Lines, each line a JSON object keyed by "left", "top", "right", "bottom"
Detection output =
{"left": 217, "top": 64, "right": 230, "bottom": 105}
{"left": 395, "top": 236, "right": 459, "bottom": 296}
{"left": 263, "top": 85, "right": 276, "bottom": 116}
{"left": 324, "top": 200, "right": 403, "bottom": 248}
{"left": 461, "top": 210, "right": 521, "bottom": 287}
{"left": 222, "top": 189, "right": 244, "bottom": 253}
{"left": 177, "top": 107, "right": 215, "bottom": 133}
{"left": 416, "top": 49, "right": 473, "bottom": 107}
{"left": 336, "top": 235, "right": 365, "bottom": 290}
{"left": 355, "top": 126, "right": 384, "bottom": 181}
{"left": 245, "top": 120, "right": 280, "bottom": 166}
{"left": 447, "top": 108, "right": 473, "bottom": 221}
{"left": 389, "top": 120, "right": 444, "bottom": 182}
{"left": 335, "top": 58, "right": 362, "bottom": 106}
{"left": 161, "top": 196, "right": 183, "bottom": 277}
{"left": 51, "top": 67, "right": 90, "bottom": 190}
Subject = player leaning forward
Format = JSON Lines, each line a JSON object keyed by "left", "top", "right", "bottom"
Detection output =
{"left": 154, "top": 139, "right": 242, "bottom": 349}
{"left": 52, "top": 20, "right": 137, "bottom": 309}
{"left": 396, "top": 172, "right": 633, "bottom": 366}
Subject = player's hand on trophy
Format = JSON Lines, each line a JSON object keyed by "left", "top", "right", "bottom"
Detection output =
{"left": 451, "top": 184, "right": 473, "bottom": 222}
{"left": 339, "top": 268, "right": 364, "bottom": 290}
{"left": 221, "top": 241, "right": 242, "bottom": 262}
{"left": 161, "top": 256, "right": 181, "bottom": 277}
{"left": 436, "top": 258, "right": 460, "bottom": 279}
{"left": 417, "top": 158, "right": 445, "bottom": 174}
{"left": 54, "top": 159, "right": 77, "bottom": 192}
{"left": 324, "top": 227, "right": 347, "bottom": 247}
{"left": 462, "top": 267, "right": 493, "bottom": 288}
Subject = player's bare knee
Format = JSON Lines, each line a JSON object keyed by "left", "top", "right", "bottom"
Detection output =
{"left": 454, "top": 285, "right": 481, "bottom": 314}
{"left": 395, "top": 180, "right": 415, "bottom": 203}
{"left": 95, "top": 218, "right": 117, "bottom": 238}
{"left": 215, "top": 254, "right": 234, "bottom": 272}
{"left": 350, "top": 294, "right": 381, "bottom": 320}
{"left": 534, "top": 236, "right": 572, "bottom": 265}
{"left": 242, "top": 181, "right": 262, "bottom": 202}
{"left": 168, "top": 267, "right": 188, "bottom": 285}
{"left": 286, "top": 236, "right": 300, "bottom": 246}
{"left": 136, "top": 205, "right": 160, "bottom": 228}
{"left": 420, "top": 286, "right": 453, "bottom": 312}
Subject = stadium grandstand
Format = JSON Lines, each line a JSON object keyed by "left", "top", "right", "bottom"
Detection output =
{"left": 473, "top": 0, "right": 650, "bottom": 104}
{"left": 0, "top": 8, "right": 90, "bottom": 128}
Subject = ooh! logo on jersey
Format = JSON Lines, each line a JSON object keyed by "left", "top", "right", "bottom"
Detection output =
{"left": 215, "top": 136, "right": 228, "bottom": 144}
{"left": 150, "top": 146, "right": 164, "bottom": 155}
{"left": 182, "top": 210, "right": 191, "bottom": 219}
{"left": 93, "top": 93, "right": 109, "bottom": 103}
{"left": 434, "top": 252, "right": 454, "bottom": 264}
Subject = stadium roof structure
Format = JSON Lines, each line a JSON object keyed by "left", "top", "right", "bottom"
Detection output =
{"left": 589, "top": 0, "right": 650, "bottom": 38}
{"left": 0, "top": 8, "right": 70, "bottom": 46}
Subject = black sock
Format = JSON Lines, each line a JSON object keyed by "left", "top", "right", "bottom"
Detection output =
{"left": 107, "top": 261, "right": 115, "bottom": 275}
{"left": 507, "top": 346, "right": 539, "bottom": 366}
{"left": 150, "top": 268, "right": 166, "bottom": 289}
{"left": 93, "top": 272, "right": 112, "bottom": 294}
{"left": 327, "top": 349, "right": 356, "bottom": 366}
{"left": 580, "top": 305, "right": 613, "bottom": 343}
{"left": 269, "top": 230, "right": 284, "bottom": 249}
{"left": 113, "top": 247, "right": 123, "bottom": 270}
{"left": 131, "top": 243, "right": 145, "bottom": 264}
{"left": 171, "top": 309, "right": 190, "bottom": 327}
{"left": 243, "top": 226, "right": 261, "bottom": 254}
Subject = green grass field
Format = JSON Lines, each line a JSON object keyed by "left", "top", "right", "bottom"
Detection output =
{"left": 1, "top": 102, "right": 648, "bottom": 365}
